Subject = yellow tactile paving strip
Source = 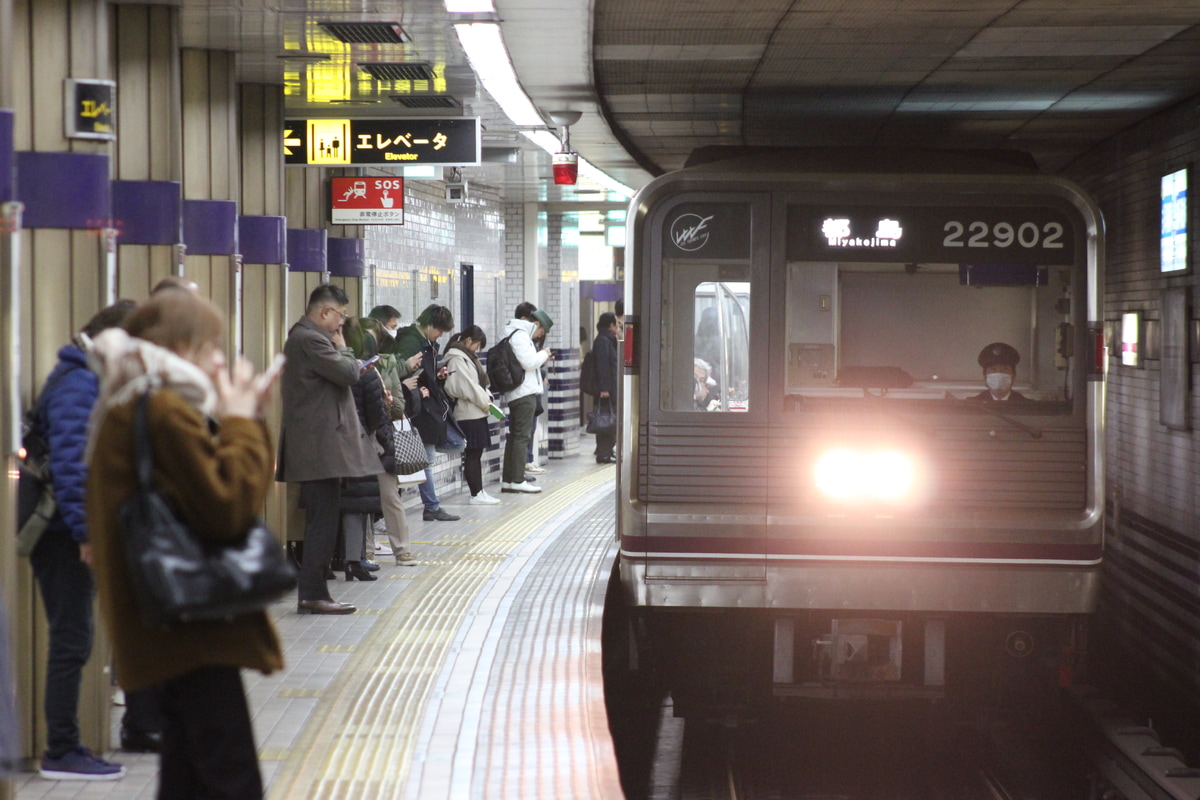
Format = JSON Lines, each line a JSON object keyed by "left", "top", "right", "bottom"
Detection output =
{"left": 267, "top": 469, "right": 615, "bottom": 800}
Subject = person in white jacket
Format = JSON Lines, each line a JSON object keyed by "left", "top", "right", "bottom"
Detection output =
{"left": 499, "top": 309, "right": 553, "bottom": 493}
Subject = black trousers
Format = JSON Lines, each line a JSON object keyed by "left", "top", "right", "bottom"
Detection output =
{"left": 158, "top": 666, "right": 261, "bottom": 800}
{"left": 297, "top": 478, "right": 341, "bottom": 602}
{"left": 463, "top": 447, "right": 484, "bottom": 495}
{"left": 28, "top": 529, "right": 93, "bottom": 758}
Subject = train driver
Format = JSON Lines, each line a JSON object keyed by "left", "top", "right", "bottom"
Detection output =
{"left": 971, "top": 342, "right": 1027, "bottom": 402}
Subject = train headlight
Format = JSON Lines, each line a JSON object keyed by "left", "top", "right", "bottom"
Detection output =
{"left": 814, "top": 449, "right": 918, "bottom": 502}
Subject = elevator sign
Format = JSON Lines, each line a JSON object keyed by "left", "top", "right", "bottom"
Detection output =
{"left": 65, "top": 79, "right": 116, "bottom": 141}
{"left": 330, "top": 177, "right": 404, "bottom": 225}
{"left": 284, "top": 118, "right": 480, "bottom": 166}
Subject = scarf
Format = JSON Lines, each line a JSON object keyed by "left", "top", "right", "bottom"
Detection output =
{"left": 447, "top": 341, "right": 488, "bottom": 389}
{"left": 85, "top": 328, "right": 217, "bottom": 457}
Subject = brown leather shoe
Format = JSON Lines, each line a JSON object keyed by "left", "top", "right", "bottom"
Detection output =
{"left": 297, "top": 599, "right": 356, "bottom": 615}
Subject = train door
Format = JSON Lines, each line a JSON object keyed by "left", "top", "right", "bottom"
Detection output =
{"left": 640, "top": 195, "right": 770, "bottom": 587}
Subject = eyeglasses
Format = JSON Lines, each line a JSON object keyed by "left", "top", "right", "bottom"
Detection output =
{"left": 324, "top": 307, "right": 350, "bottom": 322}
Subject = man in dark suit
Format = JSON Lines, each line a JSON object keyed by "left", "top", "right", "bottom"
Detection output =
{"left": 591, "top": 312, "right": 620, "bottom": 463}
{"left": 277, "top": 285, "right": 382, "bottom": 614}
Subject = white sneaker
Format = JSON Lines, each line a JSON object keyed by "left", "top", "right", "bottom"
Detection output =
{"left": 524, "top": 463, "right": 546, "bottom": 474}
{"left": 469, "top": 491, "right": 501, "bottom": 505}
{"left": 501, "top": 481, "right": 542, "bottom": 494}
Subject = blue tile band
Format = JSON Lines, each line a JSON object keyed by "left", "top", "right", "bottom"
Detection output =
{"left": 327, "top": 237, "right": 365, "bottom": 277}
{"left": 287, "top": 228, "right": 327, "bottom": 272}
{"left": 239, "top": 216, "right": 287, "bottom": 264}
{"left": 112, "top": 181, "right": 181, "bottom": 245}
{"left": 182, "top": 199, "right": 238, "bottom": 255}
{"left": 16, "top": 151, "right": 111, "bottom": 229}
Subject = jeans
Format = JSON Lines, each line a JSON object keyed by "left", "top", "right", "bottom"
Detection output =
{"left": 503, "top": 394, "right": 537, "bottom": 484}
{"left": 419, "top": 444, "right": 440, "bottom": 511}
{"left": 29, "top": 529, "right": 93, "bottom": 759}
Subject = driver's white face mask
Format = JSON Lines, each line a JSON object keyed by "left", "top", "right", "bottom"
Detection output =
{"left": 986, "top": 372, "right": 1013, "bottom": 396}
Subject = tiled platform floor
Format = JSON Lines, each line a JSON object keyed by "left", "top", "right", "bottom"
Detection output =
{"left": 14, "top": 456, "right": 622, "bottom": 800}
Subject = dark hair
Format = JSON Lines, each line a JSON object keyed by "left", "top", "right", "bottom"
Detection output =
{"left": 83, "top": 299, "right": 137, "bottom": 338}
{"left": 124, "top": 291, "right": 224, "bottom": 356}
{"left": 614, "top": 298, "right": 624, "bottom": 317}
{"left": 151, "top": 276, "right": 199, "bottom": 295}
{"left": 514, "top": 301, "right": 537, "bottom": 319}
{"left": 368, "top": 304, "right": 401, "bottom": 324}
{"left": 306, "top": 284, "right": 349, "bottom": 314}
{"left": 597, "top": 312, "right": 617, "bottom": 332}
{"left": 446, "top": 325, "right": 487, "bottom": 352}
{"left": 342, "top": 317, "right": 364, "bottom": 357}
{"left": 416, "top": 304, "right": 454, "bottom": 332}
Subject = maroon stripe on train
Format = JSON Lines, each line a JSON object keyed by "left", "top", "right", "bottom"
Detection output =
{"left": 621, "top": 536, "right": 1101, "bottom": 562}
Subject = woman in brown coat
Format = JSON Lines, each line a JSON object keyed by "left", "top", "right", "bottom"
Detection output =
{"left": 87, "top": 290, "right": 282, "bottom": 799}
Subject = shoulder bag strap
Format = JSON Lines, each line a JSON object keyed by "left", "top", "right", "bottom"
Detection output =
{"left": 131, "top": 392, "right": 156, "bottom": 492}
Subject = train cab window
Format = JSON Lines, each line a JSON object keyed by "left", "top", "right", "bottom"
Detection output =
{"left": 784, "top": 261, "right": 1073, "bottom": 411}
{"left": 661, "top": 264, "right": 752, "bottom": 412}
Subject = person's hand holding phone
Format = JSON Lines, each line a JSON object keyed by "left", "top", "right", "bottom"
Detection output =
{"left": 359, "top": 355, "right": 381, "bottom": 373}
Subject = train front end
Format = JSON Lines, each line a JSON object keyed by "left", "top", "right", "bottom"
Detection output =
{"left": 615, "top": 151, "right": 1105, "bottom": 714}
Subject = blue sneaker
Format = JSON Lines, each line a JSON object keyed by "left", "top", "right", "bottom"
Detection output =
{"left": 39, "top": 746, "right": 125, "bottom": 780}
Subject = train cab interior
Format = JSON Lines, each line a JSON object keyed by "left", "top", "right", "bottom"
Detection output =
{"left": 660, "top": 261, "right": 1078, "bottom": 416}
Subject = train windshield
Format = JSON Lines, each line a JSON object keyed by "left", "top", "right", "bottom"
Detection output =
{"left": 661, "top": 264, "right": 752, "bottom": 412}
{"left": 785, "top": 260, "right": 1074, "bottom": 410}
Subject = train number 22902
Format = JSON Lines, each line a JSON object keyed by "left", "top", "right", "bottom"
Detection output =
{"left": 942, "top": 220, "right": 1064, "bottom": 249}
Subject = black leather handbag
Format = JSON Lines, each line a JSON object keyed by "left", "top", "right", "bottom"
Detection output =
{"left": 119, "top": 392, "right": 296, "bottom": 628}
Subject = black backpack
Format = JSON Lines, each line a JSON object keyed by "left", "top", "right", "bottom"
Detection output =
{"left": 580, "top": 350, "right": 598, "bottom": 396}
{"left": 16, "top": 371, "right": 67, "bottom": 556}
{"left": 486, "top": 332, "right": 526, "bottom": 394}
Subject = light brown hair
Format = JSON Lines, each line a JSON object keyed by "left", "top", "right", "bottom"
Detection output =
{"left": 123, "top": 290, "right": 225, "bottom": 356}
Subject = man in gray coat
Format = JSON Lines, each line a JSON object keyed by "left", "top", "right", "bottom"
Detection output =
{"left": 277, "top": 284, "right": 381, "bottom": 615}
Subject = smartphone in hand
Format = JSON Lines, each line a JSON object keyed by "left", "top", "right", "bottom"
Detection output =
{"left": 358, "top": 355, "right": 381, "bottom": 372}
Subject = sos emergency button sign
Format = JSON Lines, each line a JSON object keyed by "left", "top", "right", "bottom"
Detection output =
{"left": 330, "top": 177, "right": 404, "bottom": 225}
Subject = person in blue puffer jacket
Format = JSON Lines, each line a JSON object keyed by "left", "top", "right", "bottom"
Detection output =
{"left": 28, "top": 301, "right": 135, "bottom": 781}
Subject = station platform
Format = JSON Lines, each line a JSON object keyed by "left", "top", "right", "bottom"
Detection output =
{"left": 14, "top": 457, "right": 624, "bottom": 800}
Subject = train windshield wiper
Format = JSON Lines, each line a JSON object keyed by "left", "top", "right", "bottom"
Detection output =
{"left": 973, "top": 404, "right": 1043, "bottom": 439}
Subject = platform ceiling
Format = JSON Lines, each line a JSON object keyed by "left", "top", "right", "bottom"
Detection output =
{"left": 160, "top": 0, "right": 1200, "bottom": 200}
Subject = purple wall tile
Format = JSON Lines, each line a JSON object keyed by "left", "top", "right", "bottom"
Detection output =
{"left": 327, "top": 237, "right": 365, "bottom": 277}
{"left": 16, "top": 151, "right": 111, "bottom": 229}
{"left": 0, "top": 111, "right": 12, "bottom": 205}
{"left": 182, "top": 199, "right": 238, "bottom": 255}
{"left": 112, "top": 181, "right": 181, "bottom": 245}
{"left": 239, "top": 216, "right": 287, "bottom": 264}
{"left": 287, "top": 228, "right": 327, "bottom": 272}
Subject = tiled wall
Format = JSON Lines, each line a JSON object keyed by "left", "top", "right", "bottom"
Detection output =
{"left": 1066, "top": 95, "right": 1200, "bottom": 722}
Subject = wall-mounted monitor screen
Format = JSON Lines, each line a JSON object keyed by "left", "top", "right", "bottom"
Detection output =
{"left": 1161, "top": 168, "right": 1189, "bottom": 273}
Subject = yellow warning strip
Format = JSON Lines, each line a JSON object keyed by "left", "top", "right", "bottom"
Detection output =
{"left": 267, "top": 468, "right": 614, "bottom": 800}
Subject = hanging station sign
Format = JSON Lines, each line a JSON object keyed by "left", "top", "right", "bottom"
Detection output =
{"left": 329, "top": 177, "right": 404, "bottom": 225}
{"left": 284, "top": 118, "right": 480, "bottom": 166}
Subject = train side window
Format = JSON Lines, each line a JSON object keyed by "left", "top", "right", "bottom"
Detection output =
{"left": 661, "top": 264, "right": 751, "bottom": 412}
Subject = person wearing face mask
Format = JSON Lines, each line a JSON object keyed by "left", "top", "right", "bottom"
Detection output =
{"left": 368, "top": 305, "right": 402, "bottom": 339}
{"left": 971, "top": 342, "right": 1027, "bottom": 401}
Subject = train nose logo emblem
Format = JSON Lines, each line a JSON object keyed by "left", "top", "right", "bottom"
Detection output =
{"left": 670, "top": 213, "right": 714, "bottom": 251}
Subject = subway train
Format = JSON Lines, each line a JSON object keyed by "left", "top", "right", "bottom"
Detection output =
{"left": 610, "top": 148, "right": 1105, "bottom": 717}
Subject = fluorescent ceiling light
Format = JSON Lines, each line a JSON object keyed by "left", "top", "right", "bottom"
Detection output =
{"left": 454, "top": 23, "right": 543, "bottom": 127}
{"left": 579, "top": 160, "right": 633, "bottom": 198}
{"left": 445, "top": 0, "right": 495, "bottom": 11}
